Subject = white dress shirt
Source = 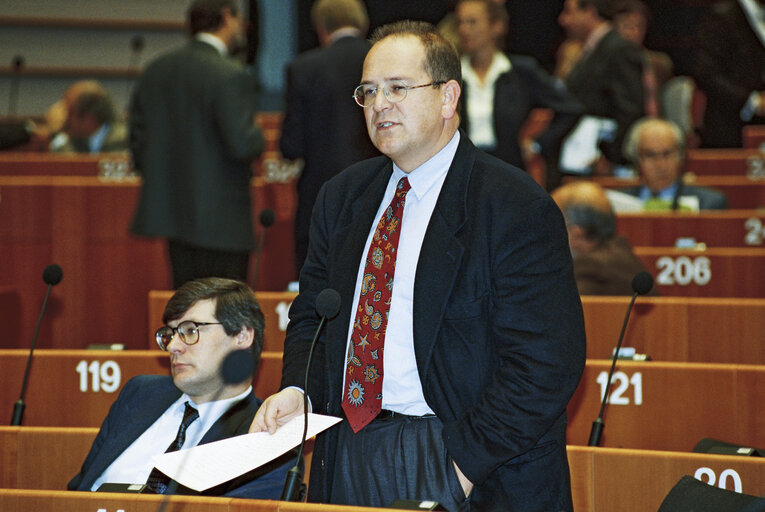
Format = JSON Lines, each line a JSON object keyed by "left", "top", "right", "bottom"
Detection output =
{"left": 343, "top": 131, "right": 461, "bottom": 416}
{"left": 91, "top": 386, "right": 251, "bottom": 490}
{"left": 461, "top": 52, "right": 511, "bottom": 150}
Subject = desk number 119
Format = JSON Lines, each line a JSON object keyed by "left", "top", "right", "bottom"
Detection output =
{"left": 76, "top": 360, "right": 121, "bottom": 392}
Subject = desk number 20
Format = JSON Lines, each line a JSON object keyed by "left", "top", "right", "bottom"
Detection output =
{"left": 76, "top": 360, "right": 121, "bottom": 392}
{"left": 596, "top": 371, "right": 642, "bottom": 405}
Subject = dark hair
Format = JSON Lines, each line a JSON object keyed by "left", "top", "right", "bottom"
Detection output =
{"left": 370, "top": 20, "right": 462, "bottom": 86}
{"left": 72, "top": 92, "right": 115, "bottom": 125}
{"left": 563, "top": 204, "right": 616, "bottom": 241}
{"left": 187, "top": 0, "right": 238, "bottom": 35}
{"left": 162, "top": 278, "right": 265, "bottom": 367}
{"left": 577, "top": 0, "right": 616, "bottom": 20}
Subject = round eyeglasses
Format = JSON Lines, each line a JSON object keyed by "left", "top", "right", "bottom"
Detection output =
{"left": 155, "top": 321, "right": 222, "bottom": 351}
{"left": 353, "top": 81, "right": 445, "bottom": 108}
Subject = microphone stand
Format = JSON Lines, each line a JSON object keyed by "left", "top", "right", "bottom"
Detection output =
{"left": 588, "top": 291, "right": 639, "bottom": 446}
{"left": 11, "top": 282, "right": 54, "bottom": 425}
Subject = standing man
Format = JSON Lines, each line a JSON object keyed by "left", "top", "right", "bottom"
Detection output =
{"left": 130, "top": 0, "right": 263, "bottom": 289}
{"left": 253, "top": 21, "right": 585, "bottom": 511}
{"left": 69, "top": 278, "right": 294, "bottom": 498}
{"left": 693, "top": 0, "right": 765, "bottom": 148}
{"left": 280, "top": 0, "right": 379, "bottom": 277}
{"left": 558, "top": 0, "right": 644, "bottom": 171}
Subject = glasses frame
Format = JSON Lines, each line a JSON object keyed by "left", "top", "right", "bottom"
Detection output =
{"left": 353, "top": 81, "right": 445, "bottom": 108}
{"left": 155, "top": 321, "right": 222, "bottom": 351}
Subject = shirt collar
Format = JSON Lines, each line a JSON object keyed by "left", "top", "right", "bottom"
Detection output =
{"left": 89, "top": 123, "right": 110, "bottom": 153}
{"left": 328, "top": 27, "right": 362, "bottom": 44}
{"left": 180, "top": 385, "right": 252, "bottom": 433}
{"left": 583, "top": 23, "right": 611, "bottom": 54}
{"left": 461, "top": 52, "right": 511, "bottom": 87}
{"left": 392, "top": 131, "right": 460, "bottom": 201}
{"left": 195, "top": 33, "right": 228, "bottom": 56}
{"left": 739, "top": 0, "right": 765, "bottom": 46}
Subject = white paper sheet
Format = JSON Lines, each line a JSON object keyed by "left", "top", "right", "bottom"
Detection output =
{"left": 152, "top": 413, "right": 342, "bottom": 492}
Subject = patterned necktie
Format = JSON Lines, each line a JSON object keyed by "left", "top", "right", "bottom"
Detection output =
{"left": 146, "top": 401, "right": 199, "bottom": 494}
{"left": 342, "top": 177, "right": 411, "bottom": 433}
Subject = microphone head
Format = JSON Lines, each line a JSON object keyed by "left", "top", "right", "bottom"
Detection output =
{"left": 221, "top": 349, "right": 254, "bottom": 384}
{"left": 259, "top": 208, "right": 276, "bottom": 228}
{"left": 42, "top": 264, "right": 63, "bottom": 286}
{"left": 631, "top": 271, "right": 654, "bottom": 295}
{"left": 12, "top": 55, "right": 25, "bottom": 70}
{"left": 315, "top": 288, "right": 341, "bottom": 319}
{"left": 130, "top": 35, "right": 145, "bottom": 53}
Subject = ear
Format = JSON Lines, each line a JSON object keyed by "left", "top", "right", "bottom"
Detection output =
{"left": 235, "top": 327, "right": 254, "bottom": 350}
{"left": 440, "top": 80, "right": 461, "bottom": 120}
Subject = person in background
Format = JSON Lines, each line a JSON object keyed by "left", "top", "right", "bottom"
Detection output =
{"left": 68, "top": 278, "right": 294, "bottom": 498}
{"left": 252, "top": 20, "right": 585, "bottom": 512}
{"left": 279, "top": 0, "right": 379, "bottom": 277}
{"left": 613, "top": 0, "right": 673, "bottom": 118}
{"left": 558, "top": 0, "right": 644, "bottom": 172}
{"left": 621, "top": 117, "right": 728, "bottom": 210}
{"left": 130, "top": 0, "right": 263, "bottom": 289}
{"left": 456, "top": 0, "right": 582, "bottom": 191}
{"left": 693, "top": 0, "right": 765, "bottom": 148}
{"left": 49, "top": 89, "right": 128, "bottom": 153}
{"left": 552, "top": 180, "right": 651, "bottom": 295}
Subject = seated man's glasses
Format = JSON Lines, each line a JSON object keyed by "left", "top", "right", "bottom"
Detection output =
{"left": 155, "top": 321, "right": 222, "bottom": 351}
{"left": 353, "top": 80, "right": 445, "bottom": 108}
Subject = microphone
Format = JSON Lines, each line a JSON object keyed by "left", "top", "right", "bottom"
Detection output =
{"left": 281, "top": 288, "right": 341, "bottom": 502}
{"left": 11, "top": 264, "right": 63, "bottom": 425}
{"left": 588, "top": 271, "right": 653, "bottom": 447}
{"left": 252, "top": 208, "right": 275, "bottom": 291}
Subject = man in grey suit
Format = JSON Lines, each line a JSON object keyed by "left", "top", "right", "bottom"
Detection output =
{"left": 622, "top": 117, "right": 728, "bottom": 210}
{"left": 130, "top": 0, "right": 263, "bottom": 289}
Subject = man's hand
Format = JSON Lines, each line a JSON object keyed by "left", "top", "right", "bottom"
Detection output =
{"left": 452, "top": 460, "right": 474, "bottom": 498}
{"left": 249, "top": 388, "right": 305, "bottom": 434}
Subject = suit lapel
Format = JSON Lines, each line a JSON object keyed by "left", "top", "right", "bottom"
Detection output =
{"left": 412, "top": 135, "right": 473, "bottom": 376}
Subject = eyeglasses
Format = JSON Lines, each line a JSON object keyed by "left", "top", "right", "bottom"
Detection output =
{"left": 155, "top": 321, "right": 222, "bottom": 351}
{"left": 353, "top": 80, "right": 445, "bottom": 108}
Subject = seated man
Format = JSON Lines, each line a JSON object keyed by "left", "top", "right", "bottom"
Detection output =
{"left": 68, "top": 278, "right": 294, "bottom": 498}
{"left": 49, "top": 86, "right": 128, "bottom": 153}
{"left": 552, "top": 180, "right": 652, "bottom": 295}
{"left": 621, "top": 117, "right": 728, "bottom": 211}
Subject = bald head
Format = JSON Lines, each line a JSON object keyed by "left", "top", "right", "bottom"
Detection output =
{"left": 551, "top": 180, "right": 613, "bottom": 215}
{"left": 552, "top": 181, "right": 616, "bottom": 256}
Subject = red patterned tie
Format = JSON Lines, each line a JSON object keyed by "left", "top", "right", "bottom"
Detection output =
{"left": 342, "top": 176, "right": 411, "bottom": 433}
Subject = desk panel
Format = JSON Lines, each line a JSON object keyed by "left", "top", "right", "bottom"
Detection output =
{"left": 684, "top": 148, "right": 765, "bottom": 177}
{"left": 567, "top": 361, "right": 765, "bottom": 451}
{"left": 581, "top": 296, "right": 765, "bottom": 364}
{"left": 148, "top": 291, "right": 297, "bottom": 352}
{"left": 616, "top": 210, "right": 765, "bottom": 248}
{"left": 634, "top": 247, "right": 765, "bottom": 297}
{"left": 0, "top": 350, "right": 282, "bottom": 427}
{"left": 0, "top": 177, "right": 296, "bottom": 350}
{"left": 743, "top": 126, "right": 765, "bottom": 150}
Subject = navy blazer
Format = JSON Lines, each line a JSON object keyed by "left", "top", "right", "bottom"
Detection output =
{"left": 460, "top": 55, "right": 582, "bottom": 169}
{"left": 281, "top": 133, "right": 586, "bottom": 510}
{"left": 68, "top": 375, "right": 293, "bottom": 499}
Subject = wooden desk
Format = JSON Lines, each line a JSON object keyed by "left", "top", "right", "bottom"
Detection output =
{"left": 594, "top": 175, "right": 765, "bottom": 209}
{"left": 0, "top": 350, "right": 283, "bottom": 427}
{"left": 581, "top": 296, "right": 765, "bottom": 364}
{"left": 0, "top": 176, "right": 296, "bottom": 350}
{"left": 634, "top": 247, "right": 765, "bottom": 297}
{"left": 742, "top": 125, "right": 765, "bottom": 150}
{"left": 616, "top": 210, "right": 765, "bottom": 248}
{"left": 567, "top": 361, "right": 765, "bottom": 452}
{"left": 684, "top": 148, "right": 765, "bottom": 177}
{"left": 568, "top": 446, "right": 765, "bottom": 512}
{"left": 148, "top": 291, "right": 297, "bottom": 352}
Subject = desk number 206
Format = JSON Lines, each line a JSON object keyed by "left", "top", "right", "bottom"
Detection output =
{"left": 76, "top": 360, "right": 121, "bottom": 393}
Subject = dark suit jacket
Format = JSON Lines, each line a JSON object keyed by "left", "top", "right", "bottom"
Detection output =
{"left": 460, "top": 54, "right": 582, "bottom": 169}
{"left": 574, "top": 235, "right": 654, "bottom": 295}
{"left": 565, "top": 29, "right": 644, "bottom": 165}
{"left": 130, "top": 40, "right": 263, "bottom": 252}
{"left": 694, "top": 1, "right": 765, "bottom": 148}
{"left": 281, "top": 133, "right": 586, "bottom": 510}
{"left": 280, "top": 35, "right": 379, "bottom": 274}
{"left": 68, "top": 375, "right": 293, "bottom": 499}
{"left": 621, "top": 180, "right": 729, "bottom": 210}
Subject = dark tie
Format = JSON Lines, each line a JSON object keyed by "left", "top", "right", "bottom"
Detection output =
{"left": 145, "top": 401, "right": 199, "bottom": 494}
{"left": 342, "top": 177, "right": 411, "bottom": 433}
